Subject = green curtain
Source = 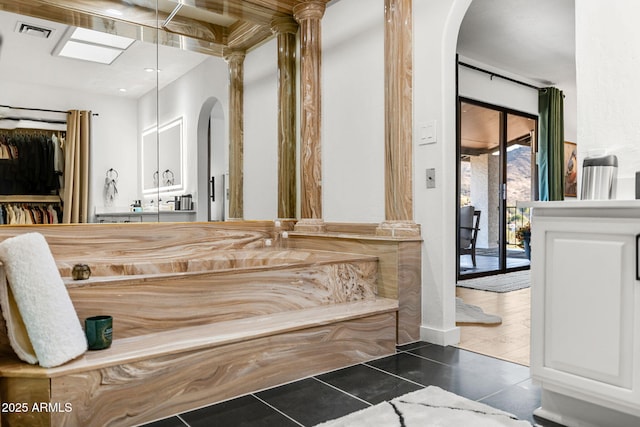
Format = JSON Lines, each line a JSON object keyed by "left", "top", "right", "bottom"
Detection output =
{"left": 538, "top": 87, "right": 565, "bottom": 201}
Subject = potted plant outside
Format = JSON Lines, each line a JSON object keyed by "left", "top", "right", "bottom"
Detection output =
{"left": 516, "top": 225, "right": 531, "bottom": 260}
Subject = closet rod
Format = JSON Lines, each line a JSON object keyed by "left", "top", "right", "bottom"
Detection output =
{"left": 0, "top": 117, "right": 67, "bottom": 125}
{"left": 0, "top": 105, "right": 99, "bottom": 116}
{"left": 0, "top": 104, "right": 67, "bottom": 114}
{"left": 458, "top": 62, "right": 544, "bottom": 90}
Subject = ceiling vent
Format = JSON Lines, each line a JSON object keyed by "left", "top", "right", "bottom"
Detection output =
{"left": 16, "top": 22, "right": 54, "bottom": 39}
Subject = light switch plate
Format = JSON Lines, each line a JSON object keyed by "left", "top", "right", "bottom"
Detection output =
{"left": 419, "top": 120, "right": 437, "bottom": 145}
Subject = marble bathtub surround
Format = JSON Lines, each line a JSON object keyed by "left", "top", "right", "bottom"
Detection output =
{"left": 271, "top": 17, "right": 299, "bottom": 220}
{"left": 294, "top": 1, "right": 328, "bottom": 232}
{"left": 0, "top": 222, "right": 409, "bottom": 426}
{"left": 377, "top": 0, "right": 420, "bottom": 237}
{"left": 0, "top": 222, "right": 419, "bottom": 425}
{"left": 0, "top": 221, "right": 419, "bottom": 346}
{"left": 286, "top": 227, "right": 422, "bottom": 344}
{"left": 226, "top": 50, "right": 246, "bottom": 220}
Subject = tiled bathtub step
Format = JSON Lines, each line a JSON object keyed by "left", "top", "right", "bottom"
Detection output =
{"left": 0, "top": 299, "right": 398, "bottom": 427}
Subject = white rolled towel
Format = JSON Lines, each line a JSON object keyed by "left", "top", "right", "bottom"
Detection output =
{"left": 0, "top": 232, "right": 87, "bottom": 367}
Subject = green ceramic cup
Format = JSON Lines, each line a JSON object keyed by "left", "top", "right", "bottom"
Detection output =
{"left": 85, "top": 315, "right": 113, "bottom": 350}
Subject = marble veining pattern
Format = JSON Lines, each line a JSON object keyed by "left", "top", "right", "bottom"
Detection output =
{"left": 288, "top": 233, "right": 421, "bottom": 344}
{"left": 384, "top": 0, "right": 414, "bottom": 222}
{"left": 65, "top": 253, "right": 379, "bottom": 339}
{"left": 0, "top": 223, "right": 272, "bottom": 262}
{"left": 226, "top": 51, "right": 246, "bottom": 219}
{"left": 47, "top": 312, "right": 396, "bottom": 427}
{"left": 294, "top": 1, "right": 327, "bottom": 220}
{"left": 272, "top": 17, "right": 299, "bottom": 219}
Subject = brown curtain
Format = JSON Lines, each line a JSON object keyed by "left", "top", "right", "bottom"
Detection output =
{"left": 62, "top": 110, "right": 90, "bottom": 223}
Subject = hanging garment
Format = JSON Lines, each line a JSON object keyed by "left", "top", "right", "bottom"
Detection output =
{"left": 53, "top": 133, "right": 64, "bottom": 190}
{"left": 103, "top": 169, "right": 118, "bottom": 206}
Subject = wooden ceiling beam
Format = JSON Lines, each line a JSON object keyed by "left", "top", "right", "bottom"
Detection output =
{"left": 226, "top": 21, "right": 272, "bottom": 53}
{"left": 0, "top": 0, "right": 310, "bottom": 57}
{"left": 0, "top": 0, "right": 228, "bottom": 51}
{"left": 177, "top": 0, "right": 293, "bottom": 26}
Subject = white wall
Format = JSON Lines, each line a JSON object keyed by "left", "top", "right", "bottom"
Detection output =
{"left": 241, "top": 0, "right": 386, "bottom": 222}
{"left": 244, "top": 39, "right": 279, "bottom": 220}
{"left": 575, "top": 0, "right": 640, "bottom": 199}
{"left": 322, "top": 0, "right": 385, "bottom": 223}
{"left": 0, "top": 79, "right": 139, "bottom": 219}
{"left": 413, "top": 0, "right": 472, "bottom": 345}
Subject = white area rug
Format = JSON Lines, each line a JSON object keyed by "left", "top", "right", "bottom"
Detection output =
{"left": 315, "top": 386, "right": 531, "bottom": 426}
{"left": 456, "top": 298, "right": 502, "bottom": 324}
{"left": 457, "top": 270, "right": 531, "bottom": 293}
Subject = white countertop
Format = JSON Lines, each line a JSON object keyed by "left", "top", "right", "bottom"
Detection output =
{"left": 517, "top": 199, "right": 640, "bottom": 209}
{"left": 95, "top": 210, "right": 196, "bottom": 216}
{"left": 517, "top": 199, "right": 640, "bottom": 219}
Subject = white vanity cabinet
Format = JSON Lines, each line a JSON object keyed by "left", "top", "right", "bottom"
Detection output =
{"left": 94, "top": 210, "right": 197, "bottom": 223}
{"left": 524, "top": 201, "right": 640, "bottom": 426}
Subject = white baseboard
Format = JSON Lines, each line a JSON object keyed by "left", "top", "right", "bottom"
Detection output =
{"left": 536, "top": 389, "right": 640, "bottom": 427}
{"left": 420, "top": 325, "right": 460, "bottom": 346}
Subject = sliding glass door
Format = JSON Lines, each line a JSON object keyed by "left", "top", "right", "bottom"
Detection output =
{"left": 457, "top": 98, "right": 536, "bottom": 279}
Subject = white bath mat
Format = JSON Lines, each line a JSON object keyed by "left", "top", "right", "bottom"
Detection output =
{"left": 0, "top": 232, "right": 87, "bottom": 367}
{"left": 315, "top": 386, "right": 531, "bottom": 426}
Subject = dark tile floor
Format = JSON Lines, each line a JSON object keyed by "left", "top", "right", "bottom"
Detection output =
{"left": 141, "top": 342, "right": 564, "bottom": 427}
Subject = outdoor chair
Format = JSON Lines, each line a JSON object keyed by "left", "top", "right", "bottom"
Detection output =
{"left": 460, "top": 206, "right": 481, "bottom": 267}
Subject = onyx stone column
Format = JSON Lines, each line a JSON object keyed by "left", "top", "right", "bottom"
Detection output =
{"left": 226, "top": 50, "right": 245, "bottom": 220}
{"left": 271, "top": 17, "right": 298, "bottom": 220}
{"left": 377, "top": 0, "right": 421, "bottom": 237}
{"left": 293, "top": 1, "right": 327, "bottom": 232}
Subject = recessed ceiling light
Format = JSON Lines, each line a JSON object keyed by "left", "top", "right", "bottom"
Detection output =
{"left": 144, "top": 68, "right": 161, "bottom": 73}
{"left": 106, "top": 9, "right": 124, "bottom": 16}
{"left": 119, "top": 88, "right": 127, "bottom": 93}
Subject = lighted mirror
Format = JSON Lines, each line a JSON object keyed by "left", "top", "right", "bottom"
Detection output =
{"left": 142, "top": 118, "right": 184, "bottom": 194}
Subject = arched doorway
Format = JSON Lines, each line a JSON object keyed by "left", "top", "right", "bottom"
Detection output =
{"left": 197, "top": 97, "right": 227, "bottom": 221}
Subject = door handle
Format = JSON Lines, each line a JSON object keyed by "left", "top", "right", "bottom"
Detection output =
{"left": 210, "top": 177, "right": 215, "bottom": 202}
{"left": 636, "top": 234, "right": 640, "bottom": 280}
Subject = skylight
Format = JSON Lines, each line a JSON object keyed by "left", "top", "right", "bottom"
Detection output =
{"left": 53, "top": 27, "right": 135, "bottom": 65}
